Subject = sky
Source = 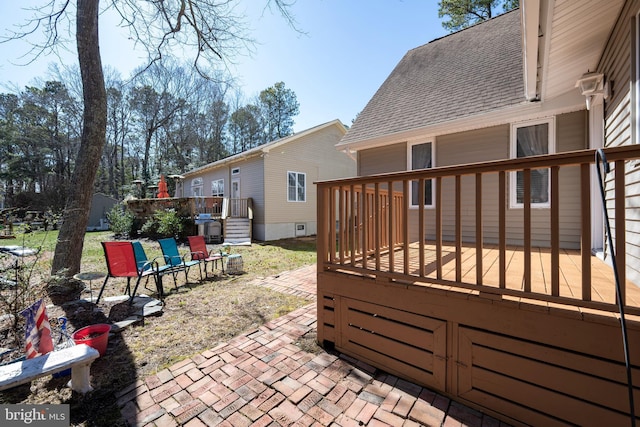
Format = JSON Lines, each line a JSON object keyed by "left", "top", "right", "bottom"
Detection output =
{"left": 0, "top": 1, "right": 448, "bottom": 133}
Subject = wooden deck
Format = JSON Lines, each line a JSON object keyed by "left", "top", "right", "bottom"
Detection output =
{"left": 316, "top": 146, "right": 640, "bottom": 426}
{"left": 327, "top": 241, "right": 640, "bottom": 322}
{"left": 374, "top": 242, "right": 640, "bottom": 313}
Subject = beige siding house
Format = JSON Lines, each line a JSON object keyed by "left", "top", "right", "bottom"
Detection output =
{"left": 182, "top": 120, "right": 355, "bottom": 241}
{"left": 336, "top": 5, "right": 640, "bottom": 286}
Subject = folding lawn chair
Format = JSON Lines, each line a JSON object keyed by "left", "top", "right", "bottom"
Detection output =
{"left": 132, "top": 241, "right": 180, "bottom": 300}
{"left": 98, "top": 241, "right": 158, "bottom": 304}
{"left": 187, "top": 235, "right": 224, "bottom": 278}
{"left": 158, "top": 238, "right": 202, "bottom": 284}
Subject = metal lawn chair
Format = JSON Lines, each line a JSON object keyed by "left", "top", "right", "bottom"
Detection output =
{"left": 98, "top": 241, "right": 157, "bottom": 304}
{"left": 187, "top": 235, "right": 224, "bottom": 277}
{"left": 132, "top": 241, "right": 180, "bottom": 300}
{"left": 158, "top": 238, "right": 202, "bottom": 284}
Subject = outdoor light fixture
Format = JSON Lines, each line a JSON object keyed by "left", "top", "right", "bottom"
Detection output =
{"left": 168, "top": 174, "right": 185, "bottom": 198}
{"left": 575, "top": 71, "right": 610, "bottom": 110}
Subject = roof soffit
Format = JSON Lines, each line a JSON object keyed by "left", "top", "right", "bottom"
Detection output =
{"left": 538, "top": 0, "right": 625, "bottom": 101}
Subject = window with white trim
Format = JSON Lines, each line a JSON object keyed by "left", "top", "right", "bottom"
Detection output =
{"left": 409, "top": 141, "right": 433, "bottom": 207}
{"left": 231, "top": 167, "right": 240, "bottom": 175}
{"left": 287, "top": 171, "right": 306, "bottom": 202}
{"left": 211, "top": 179, "right": 224, "bottom": 197}
{"left": 191, "top": 177, "right": 203, "bottom": 197}
{"left": 510, "top": 118, "right": 555, "bottom": 208}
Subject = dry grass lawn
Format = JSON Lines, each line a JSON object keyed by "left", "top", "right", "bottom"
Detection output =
{"left": 0, "top": 230, "right": 317, "bottom": 426}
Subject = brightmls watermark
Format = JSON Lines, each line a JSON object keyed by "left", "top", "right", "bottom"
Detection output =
{"left": 1, "top": 404, "right": 69, "bottom": 426}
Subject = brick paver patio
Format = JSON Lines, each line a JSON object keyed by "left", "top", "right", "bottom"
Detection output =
{"left": 116, "top": 264, "right": 512, "bottom": 426}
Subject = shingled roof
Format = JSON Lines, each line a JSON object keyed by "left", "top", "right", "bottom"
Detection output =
{"left": 340, "top": 9, "right": 524, "bottom": 145}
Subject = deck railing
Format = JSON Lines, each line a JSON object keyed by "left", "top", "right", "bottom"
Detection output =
{"left": 190, "top": 196, "right": 253, "bottom": 219}
{"left": 317, "top": 145, "right": 640, "bottom": 315}
{"left": 221, "top": 198, "right": 253, "bottom": 219}
{"left": 193, "top": 197, "right": 224, "bottom": 217}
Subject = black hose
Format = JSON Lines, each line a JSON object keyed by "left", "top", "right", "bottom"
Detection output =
{"left": 596, "top": 149, "right": 635, "bottom": 426}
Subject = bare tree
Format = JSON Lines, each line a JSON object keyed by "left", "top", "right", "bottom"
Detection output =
{"left": 2, "top": 0, "right": 297, "bottom": 279}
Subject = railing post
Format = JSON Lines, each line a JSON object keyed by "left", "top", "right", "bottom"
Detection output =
{"left": 388, "top": 180, "right": 395, "bottom": 273}
{"left": 615, "top": 160, "right": 626, "bottom": 304}
{"left": 436, "top": 177, "right": 442, "bottom": 280}
{"left": 339, "top": 186, "right": 346, "bottom": 265}
{"left": 523, "top": 169, "right": 531, "bottom": 293}
{"left": 317, "top": 184, "right": 328, "bottom": 270}
{"left": 476, "top": 173, "right": 483, "bottom": 286}
{"left": 499, "top": 171, "right": 506, "bottom": 288}
{"left": 329, "top": 186, "right": 337, "bottom": 263}
{"left": 581, "top": 163, "right": 592, "bottom": 301}
{"left": 419, "top": 178, "right": 425, "bottom": 277}
{"left": 455, "top": 175, "right": 462, "bottom": 282}
{"left": 551, "top": 166, "right": 560, "bottom": 296}
{"left": 403, "top": 179, "right": 410, "bottom": 275}
{"left": 361, "top": 185, "right": 368, "bottom": 268}
{"left": 375, "top": 183, "right": 381, "bottom": 271}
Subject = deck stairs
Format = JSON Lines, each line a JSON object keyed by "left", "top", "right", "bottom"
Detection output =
{"left": 223, "top": 217, "right": 251, "bottom": 245}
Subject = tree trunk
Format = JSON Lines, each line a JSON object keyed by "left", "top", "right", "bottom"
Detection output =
{"left": 50, "top": 0, "right": 106, "bottom": 277}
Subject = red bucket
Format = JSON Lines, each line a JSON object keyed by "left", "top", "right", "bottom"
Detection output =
{"left": 72, "top": 324, "right": 111, "bottom": 357}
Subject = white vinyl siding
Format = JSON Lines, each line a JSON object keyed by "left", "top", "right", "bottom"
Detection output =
{"left": 601, "top": 1, "right": 640, "bottom": 286}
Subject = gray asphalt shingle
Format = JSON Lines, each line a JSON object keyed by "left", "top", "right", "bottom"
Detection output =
{"left": 341, "top": 10, "right": 523, "bottom": 145}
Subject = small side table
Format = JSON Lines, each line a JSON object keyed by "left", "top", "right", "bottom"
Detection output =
{"left": 226, "top": 254, "right": 244, "bottom": 275}
{"left": 73, "top": 272, "right": 106, "bottom": 302}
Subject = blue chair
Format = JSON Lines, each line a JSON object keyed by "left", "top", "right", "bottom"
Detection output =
{"left": 132, "top": 241, "right": 180, "bottom": 300}
{"left": 158, "top": 238, "right": 203, "bottom": 284}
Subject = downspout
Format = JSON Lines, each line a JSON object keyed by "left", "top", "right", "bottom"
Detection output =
{"left": 521, "top": 0, "right": 541, "bottom": 101}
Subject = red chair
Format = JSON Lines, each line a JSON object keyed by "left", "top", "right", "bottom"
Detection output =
{"left": 187, "top": 236, "right": 224, "bottom": 278}
{"left": 98, "top": 241, "right": 158, "bottom": 304}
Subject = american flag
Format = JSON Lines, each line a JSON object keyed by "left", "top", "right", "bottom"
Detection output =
{"left": 20, "top": 299, "right": 54, "bottom": 359}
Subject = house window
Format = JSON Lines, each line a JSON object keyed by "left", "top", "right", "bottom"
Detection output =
{"left": 191, "top": 177, "right": 203, "bottom": 197}
{"left": 287, "top": 171, "right": 306, "bottom": 202}
{"left": 409, "top": 141, "right": 433, "bottom": 207}
{"left": 211, "top": 179, "right": 224, "bottom": 197}
{"left": 510, "top": 118, "right": 555, "bottom": 208}
{"left": 231, "top": 167, "right": 240, "bottom": 175}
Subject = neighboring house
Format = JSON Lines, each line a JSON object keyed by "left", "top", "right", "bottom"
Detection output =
{"left": 87, "top": 193, "right": 118, "bottom": 231}
{"left": 316, "top": 1, "right": 640, "bottom": 425}
{"left": 182, "top": 119, "right": 355, "bottom": 241}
